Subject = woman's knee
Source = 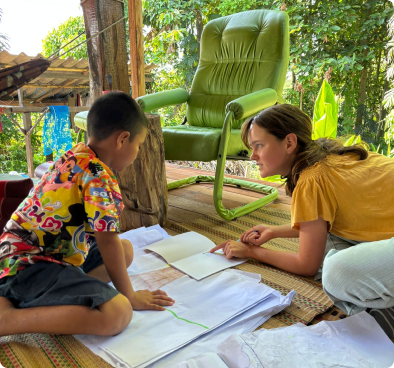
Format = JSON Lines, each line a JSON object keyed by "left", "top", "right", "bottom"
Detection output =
{"left": 322, "top": 248, "right": 363, "bottom": 297}
{"left": 99, "top": 294, "right": 133, "bottom": 336}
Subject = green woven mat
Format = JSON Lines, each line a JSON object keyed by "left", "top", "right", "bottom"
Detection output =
{"left": 166, "top": 206, "right": 333, "bottom": 328}
{"left": 0, "top": 206, "right": 332, "bottom": 368}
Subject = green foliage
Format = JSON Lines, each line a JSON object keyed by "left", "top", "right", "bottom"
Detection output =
{"left": 42, "top": 16, "right": 86, "bottom": 59}
{"left": 312, "top": 80, "right": 338, "bottom": 140}
{"left": 143, "top": 0, "right": 221, "bottom": 88}
{"left": 0, "top": 114, "right": 46, "bottom": 174}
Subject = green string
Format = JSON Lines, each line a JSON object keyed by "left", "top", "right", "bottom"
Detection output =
{"left": 164, "top": 308, "right": 209, "bottom": 330}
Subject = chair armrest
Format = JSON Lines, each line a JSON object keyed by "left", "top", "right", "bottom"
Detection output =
{"left": 226, "top": 88, "right": 278, "bottom": 120}
{"left": 136, "top": 88, "right": 189, "bottom": 113}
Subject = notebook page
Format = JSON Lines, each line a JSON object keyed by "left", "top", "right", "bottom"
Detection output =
{"left": 170, "top": 252, "right": 247, "bottom": 280}
{"left": 146, "top": 231, "right": 215, "bottom": 263}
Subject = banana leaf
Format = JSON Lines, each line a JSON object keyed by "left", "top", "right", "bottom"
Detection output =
{"left": 312, "top": 80, "right": 338, "bottom": 140}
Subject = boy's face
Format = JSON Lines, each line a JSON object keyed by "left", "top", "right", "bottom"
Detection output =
{"left": 115, "top": 128, "right": 147, "bottom": 172}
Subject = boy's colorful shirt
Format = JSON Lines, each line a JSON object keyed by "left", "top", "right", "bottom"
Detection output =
{"left": 0, "top": 143, "right": 124, "bottom": 279}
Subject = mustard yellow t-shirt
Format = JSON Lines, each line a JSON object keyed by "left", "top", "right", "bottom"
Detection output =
{"left": 291, "top": 152, "right": 394, "bottom": 242}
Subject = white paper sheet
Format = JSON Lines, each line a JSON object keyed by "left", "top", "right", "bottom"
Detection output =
{"left": 217, "top": 312, "right": 394, "bottom": 368}
{"left": 146, "top": 232, "right": 214, "bottom": 263}
{"left": 177, "top": 353, "right": 228, "bottom": 368}
{"left": 170, "top": 252, "right": 247, "bottom": 281}
{"left": 119, "top": 226, "right": 170, "bottom": 250}
{"left": 77, "top": 271, "right": 277, "bottom": 368}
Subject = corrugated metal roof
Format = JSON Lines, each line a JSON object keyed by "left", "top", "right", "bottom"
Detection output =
{"left": 0, "top": 51, "right": 155, "bottom": 103}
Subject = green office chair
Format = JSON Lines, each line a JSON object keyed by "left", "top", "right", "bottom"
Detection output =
{"left": 137, "top": 9, "right": 289, "bottom": 220}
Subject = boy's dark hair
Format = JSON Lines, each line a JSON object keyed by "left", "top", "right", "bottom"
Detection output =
{"left": 87, "top": 92, "right": 148, "bottom": 141}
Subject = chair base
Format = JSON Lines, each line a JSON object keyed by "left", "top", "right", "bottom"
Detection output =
{"left": 167, "top": 175, "right": 278, "bottom": 220}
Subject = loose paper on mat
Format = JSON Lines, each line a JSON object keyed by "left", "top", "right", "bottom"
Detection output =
{"left": 146, "top": 232, "right": 247, "bottom": 280}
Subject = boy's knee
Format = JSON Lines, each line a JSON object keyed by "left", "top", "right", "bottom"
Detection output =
{"left": 121, "top": 239, "right": 134, "bottom": 268}
{"left": 100, "top": 294, "right": 133, "bottom": 336}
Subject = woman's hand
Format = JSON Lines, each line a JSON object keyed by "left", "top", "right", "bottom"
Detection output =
{"left": 210, "top": 240, "right": 253, "bottom": 259}
{"left": 240, "top": 225, "right": 275, "bottom": 246}
{"left": 129, "top": 290, "right": 175, "bottom": 311}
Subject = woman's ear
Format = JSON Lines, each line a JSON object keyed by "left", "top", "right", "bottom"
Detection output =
{"left": 116, "top": 131, "right": 131, "bottom": 149}
{"left": 286, "top": 133, "right": 298, "bottom": 154}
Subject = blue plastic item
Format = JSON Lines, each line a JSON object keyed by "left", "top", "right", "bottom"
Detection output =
{"left": 43, "top": 106, "right": 73, "bottom": 160}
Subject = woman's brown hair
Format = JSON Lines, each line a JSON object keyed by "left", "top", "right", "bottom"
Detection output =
{"left": 241, "top": 104, "right": 368, "bottom": 196}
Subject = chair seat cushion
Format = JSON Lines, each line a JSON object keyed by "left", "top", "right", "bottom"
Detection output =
{"left": 163, "top": 125, "right": 250, "bottom": 161}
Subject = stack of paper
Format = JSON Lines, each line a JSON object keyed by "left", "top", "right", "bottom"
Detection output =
{"left": 77, "top": 271, "right": 286, "bottom": 368}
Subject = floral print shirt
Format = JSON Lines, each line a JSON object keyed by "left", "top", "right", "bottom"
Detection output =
{"left": 0, "top": 143, "right": 124, "bottom": 279}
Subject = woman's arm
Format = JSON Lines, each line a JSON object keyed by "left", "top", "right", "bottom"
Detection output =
{"left": 211, "top": 217, "right": 328, "bottom": 277}
{"left": 249, "top": 218, "right": 328, "bottom": 276}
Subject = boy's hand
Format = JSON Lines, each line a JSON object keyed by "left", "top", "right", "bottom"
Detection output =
{"left": 129, "top": 290, "right": 175, "bottom": 311}
{"left": 210, "top": 240, "right": 252, "bottom": 259}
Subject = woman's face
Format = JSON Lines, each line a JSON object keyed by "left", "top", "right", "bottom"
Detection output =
{"left": 249, "top": 123, "right": 296, "bottom": 178}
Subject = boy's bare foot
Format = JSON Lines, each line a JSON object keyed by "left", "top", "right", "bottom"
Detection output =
{"left": 0, "top": 297, "right": 15, "bottom": 337}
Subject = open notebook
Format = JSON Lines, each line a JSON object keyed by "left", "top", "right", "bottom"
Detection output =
{"left": 146, "top": 231, "right": 247, "bottom": 280}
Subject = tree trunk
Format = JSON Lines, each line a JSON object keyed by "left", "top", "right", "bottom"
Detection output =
{"left": 97, "top": 1, "right": 130, "bottom": 94}
{"left": 116, "top": 114, "right": 168, "bottom": 230}
{"left": 355, "top": 49, "right": 368, "bottom": 135}
{"left": 195, "top": 10, "right": 203, "bottom": 60}
{"left": 82, "top": 0, "right": 129, "bottom": 102}
{"left": 81, "top": 0, "right": 103, "bottom": 102}
{"left": 376, "top": 79, "right": 389, "bottom": 143}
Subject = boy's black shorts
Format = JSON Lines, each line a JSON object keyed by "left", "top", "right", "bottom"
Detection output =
{"left": 0, "top": 242, "right": 119, "bottom": 309}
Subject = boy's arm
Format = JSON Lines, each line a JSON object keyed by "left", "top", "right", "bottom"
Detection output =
{"left": 94, "top": 231, "right": 174, "bottom": 310}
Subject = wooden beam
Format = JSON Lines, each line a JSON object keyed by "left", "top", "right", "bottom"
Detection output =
{"left": 128, "top": 0, "right": 145, "bottom": 98}
{"left": 38, "top": 71, "right": 90, "bottom": 81}
{"left": 0, "top": 106, "right": 90, "bottom": 113}
{"left": 68, "top": 93, "right": 77, "bottom": 130}
{"left": 35, "top": 78, "right": 84, "bottom": 102}
{"left": 18, "top": 89, "right": 34, "bottom": 178}
{"left": 0, "top": 64, "right": 89, "bottom": 73}
{"left": 16, "top": 84, "right": 88, "bottom": 89}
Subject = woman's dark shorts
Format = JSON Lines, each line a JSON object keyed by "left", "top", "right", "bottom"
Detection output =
{"left": 0, "top": 242, "right": 119, "bottom": 309}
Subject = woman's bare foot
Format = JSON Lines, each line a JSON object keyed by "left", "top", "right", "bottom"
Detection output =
{"left": 0, "top": 297, "right": 15, "bottom": 337}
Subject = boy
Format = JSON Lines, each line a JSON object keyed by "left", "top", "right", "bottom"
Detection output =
{"left": 0, "top": 92, "right": 174, "bottom": 337}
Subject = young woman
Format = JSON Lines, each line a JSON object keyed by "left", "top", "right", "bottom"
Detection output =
{"left": 210, "top": 104, "right": 394, "bottom": 338}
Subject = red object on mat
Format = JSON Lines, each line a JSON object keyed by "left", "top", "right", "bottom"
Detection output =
{"left": 0, "top": 178, "right": 33, "bottom": 235}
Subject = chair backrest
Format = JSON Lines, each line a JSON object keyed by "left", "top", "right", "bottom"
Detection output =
{"left": 186, "top": 9, "right": 289, "bottom": 129}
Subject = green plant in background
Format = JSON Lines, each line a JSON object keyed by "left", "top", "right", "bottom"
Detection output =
{"left": 312, "top": 80, "right": 338, "bottom": 140}
{"left": 0, "top": 114, "right": 46, "bottom": 174}
{"left": 42, "top": 16, "right": 86, "bottom": 59}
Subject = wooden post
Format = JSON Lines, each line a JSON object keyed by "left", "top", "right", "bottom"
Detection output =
{"left": 17, "top": 89, "right": 34, "bottom": 178}
{"left": 68, "top": 93, "right": 77, "bottom": 130}
{"left": 128, "top": 0, "right": 145, "bottom": 98}
{"left": 116, "top": 114, "right": 168, "bottom": 230}
{"left": 82, "top": 0, "right": 129, "bottom": 102}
